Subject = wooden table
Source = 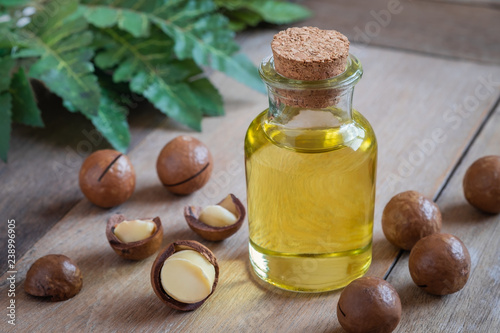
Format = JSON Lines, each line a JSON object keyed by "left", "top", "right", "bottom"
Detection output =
{"left": 1, "top": 1, "right": 499, "bottom": 332}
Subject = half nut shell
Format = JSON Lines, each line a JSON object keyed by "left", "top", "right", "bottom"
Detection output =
{"left": 150, "top": 240, "right": 219, "bottom": 311}
{"left": 106, "top": 214, "right": 163, "bottom": 260}
{"left": 184, "top": 194, "right": 246, "bottom": 241}
{"left": 24, "top": 254, "right": 83, "bottom": 302}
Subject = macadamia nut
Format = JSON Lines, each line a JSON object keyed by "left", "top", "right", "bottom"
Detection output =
{"left": 114, "top": 219, "right": 156, "bottom": 243}
{"left": 79, "top": 150, "right": 136, "bottom": 208}
{"left": 409, "top": 233, "right": 471, "bottom": 295}
{"left": 382, "top": 191, "right": 442, "bottom": 250}
{"left": 463, "top": 155, "right": 500, "bottom": 214}
{"left": 156, "top": 136, "right": 213, "bottom": 195}
{"left": 199, "top": 205, "right": 237, "bottom": 227}
{"left": 337, "top": 277, "right": 401, "bottom": 333}
{"left": 160, "top": 250, "right": 216, "bottom": 304}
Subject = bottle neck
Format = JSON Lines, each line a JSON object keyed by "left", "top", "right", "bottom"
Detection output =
{"left": 266, "top": 86, "right": 354, "bottom": 128}
{"left": 260, "top": 54, "right": 362, "bottom": 129}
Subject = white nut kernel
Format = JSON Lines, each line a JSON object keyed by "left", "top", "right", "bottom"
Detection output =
{"left": 114, "top": 219, "right": 156, "bottom": 243}
{"left": 160, "top": 250, "right": 215, "bottom": 303}
{"left": 199, "top": 205, "right": 237, "bottom": 227}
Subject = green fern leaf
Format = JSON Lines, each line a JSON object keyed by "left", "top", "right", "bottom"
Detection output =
{"left": 82, "top": 5, "right": 150, "bottom": 37}
{"left": 215, "top": 0, "right": 311, "bottom": 30}
{"left": 188, "top": 78, "right": 224, "bottom": 116}
{"left": 88, "top": 87, "right": 130, "bottom": 153}
{"left": 248, "top": 1, "right": 312, "bottom": 25}
{"left": 0, "top": 56, "right": 14, "bottom": 162}
{"left": 80, "top": 0, "right": 265, "bottom": 93}
{"left": 0, "top": 92, "right": 12, "bottom": 162}
{"left": 9, "top": 1, "right": 101, "bottom": 117}
{"left": 0, "top": 0, "right": 30, "bottom": 7}
{"left": 0, "top": 56, "right": 14, "bottom": 91}
{"left": 10, "top": 67, "right": 44, "bottom": 127}
{"left": 93, "top": 27, "right": 216, "bottom": 130}
{"left": 150, "top": 3, "right": 265, "bottom": 93}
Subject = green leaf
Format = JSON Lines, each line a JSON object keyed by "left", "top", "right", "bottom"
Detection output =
{"left": 88, "top": 87, "right": 130, "bottom": 153}
{"left": 0, "top": 56, "right": 14, "bottom": 91}
{"left": 82, "top": 5, "right": 150, "bottom": 37}
{"left": 10, "top": 67, "right": 44, "bottom": 127}
{"left": 226, "top": 9, "right": 262, "bottom": 29}
{"left": 188, "top": 78, "right": 224, "bottom": 116}
{"left": 0, "top": 0, "right": 30, "bottom": 7}
{"left": 10, "top": 1, "right": 101, "bottom": 117}
{"left": 63, "top": 80, "right": 131, "bottom": 152}
{"left": 249, "top": 1, "right": 312, "bottom": 25}
{"left": 215, "top": 0, "right": 312, "bottom": 29}
{"left": 0, "top": 55, "right": 14, "bottom": 162}
{"left": 117, "top": 10, "right": 150, "bottom": 38}
{"left": 227, "top": 20, "right": 247, "bottom": 32}
{"left": 0, "top": 92, "right": 12, "bottom": 162}
{"left": 80, "top": 0, "right": 265, "bottom": 93}
{"left": 133, "top": 73, "right": 203, "bottom": 131}
{"left": 93, "top": 27, "right": 205, "bottom": 131}
{"left": 151, "top": 12, "right": 265, "bottom": 93}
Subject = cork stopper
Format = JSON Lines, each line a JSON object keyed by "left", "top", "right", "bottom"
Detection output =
{"left": 271, "top": 27, "right": 350, "bottom": 81}
{"left": 269, "top": 27, "right": 350, "bottom": 108}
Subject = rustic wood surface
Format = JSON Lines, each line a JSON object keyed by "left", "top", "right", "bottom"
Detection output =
{"left": 1, "top": 1, "right": 499, "bottom": 332}
{"left": 423, "top": 0, "right": 500, "bottom": 8}
{"left": 303, "top": 0, "right": 500, "bottom": 64}
{"left": 387, "top": 104, "right": 500, "bottom": 332}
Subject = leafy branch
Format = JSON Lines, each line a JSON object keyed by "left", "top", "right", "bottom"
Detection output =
{"left": 0, "top": 0, "right": 311, "bottom": 161}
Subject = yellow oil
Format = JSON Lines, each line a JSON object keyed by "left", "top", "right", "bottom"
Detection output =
{"left": 245, "top": 109, "right": 377, "bottom": 292}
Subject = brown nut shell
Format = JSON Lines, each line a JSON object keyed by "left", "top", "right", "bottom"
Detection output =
{"left": 463, "top": 155, "right": 500, "bottom": 214}
{"left": 79, "top": 149, "right": 136, "bottom": 208}
{"left": 24, "top": 254, "right": 83, "bottom": 302}
{"left": 156, "top": 136, "right": 213, "bottom": 195}
{"left": 409, "top": 233, "right": 471, "bottom": 296}
{"left": 106, "top": 214, "right": 163, "bottom": 260}
{"left": 184, "top": 194, "right": 246, "bottom": 241}
{"left": 337, "top": 276, "right": 402, "bottom": 333}
{"left": 150, "top": 240, "right": 219, "bottom": 311}
{"left": 382, "top": 190, "right": 442, "bottom": 250}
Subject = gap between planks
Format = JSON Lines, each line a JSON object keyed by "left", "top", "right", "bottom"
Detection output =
{"left": 382, "top": 94, "right": 500, "bottom": 281}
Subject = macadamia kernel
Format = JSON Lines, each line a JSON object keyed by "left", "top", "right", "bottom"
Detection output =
{"left": 160, "top": 250, "right": 215, "bottom": 304}
{"left": 199, "top": 205, "right": 237, "bottom": 227}
{"left": 114, "top": 219, "right": 156, "bottom": 243}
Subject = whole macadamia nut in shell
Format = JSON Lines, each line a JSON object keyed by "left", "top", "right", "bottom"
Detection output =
{"left": 156, "top": 136, "right": 213, "bottom": 195}
{"left": 337, "top": 277, "right": 402, "bottom": 333}
{"left": 24, "top": 254, "right": 83, "bottom": 301}
{"left": 409, "top": 233, "right": 471, "bottom": 296}
{"left": 79, "top": 149, "right": 136, "bottom": 208}
{"left": 382, "top": 190, "right": 442, "bottom": 250}
{"left": 463, "top": 155, "right": 500, "bottom": 214}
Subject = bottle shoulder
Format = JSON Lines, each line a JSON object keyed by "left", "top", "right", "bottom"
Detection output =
{"left": 246, "top": 109, "right": 377, "bottom": 154}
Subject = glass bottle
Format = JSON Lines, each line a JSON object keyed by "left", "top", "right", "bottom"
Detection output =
{"left": 244, "top": 53, "right": 377, "bottom": 292}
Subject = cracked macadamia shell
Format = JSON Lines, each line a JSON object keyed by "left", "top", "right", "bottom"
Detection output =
{"left": 337, "top": 277, "right": 402, "bottom": 333}
{"left": 24, "top": 254, "right": 83, "bottom": 301}
{"left": 106, "top": 215, "right": 163, "bottom": 260}
{"left": 79, "top": 149, "right": 136, "bottom": 208}
{"left": 382, "top": 190, "right": 442, "bottom": 250}
{"left": 463, "top": 155, "right": 500, "bottom": 214}
{"left": 184, "top": 194, "right": 246, "bottom": 241}
{"left": 156, "top": 136, "right": 213, "bottom": 195}
{"left": 409, "top": 233, "right": 471, "bottom": 296}
{"left": 151, "top": 240, "right": 219, "bottom": 311}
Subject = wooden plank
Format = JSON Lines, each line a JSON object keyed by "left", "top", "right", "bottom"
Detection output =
{"left": 421, "top": 0, "right": 500, "bottom": 8}
{"left": 1, "top": 30, "right": 499, "bottom": 331}
{"left": 301, "top": 0, "right": 500, "bottom": 64}
{"left": 386, "top": 104, "right": 500, "bottom": 332}
{"left": 0, "top": 88, "right": 166, "bottom": 274}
